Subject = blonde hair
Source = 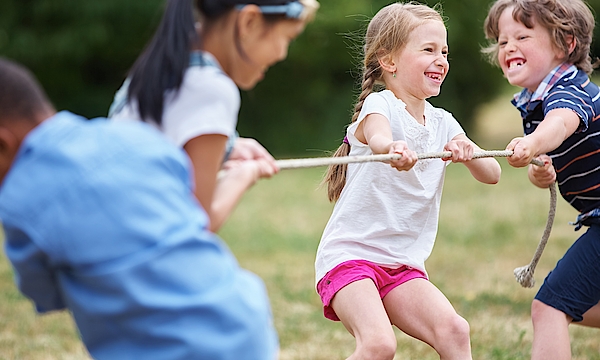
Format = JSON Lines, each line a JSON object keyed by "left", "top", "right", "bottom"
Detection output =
{"left": 323, "top": 2, "right": 444, "bottom": 202}
{"left": 483, "top": 0, "right": 597, "bottom": 74}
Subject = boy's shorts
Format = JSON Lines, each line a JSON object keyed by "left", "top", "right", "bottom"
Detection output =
{"left": 535, "top": 221, "right": 600, "bottom": 322}
{"left": 316, "top": 259, "right": 427, "bottom": 321}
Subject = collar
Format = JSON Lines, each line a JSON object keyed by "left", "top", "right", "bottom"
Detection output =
{"left": 512, "top": 63, "right": 577, "bottom": 113}
{"left": 189, "top": 51, "right": 222, "bottom": 70}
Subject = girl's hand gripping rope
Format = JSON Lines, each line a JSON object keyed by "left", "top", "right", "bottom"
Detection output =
{"left": 388, "top": 141, "right": 417, "bottom": 171}
{"left": 442, "top": 139, "right": 475, "bottom": 163}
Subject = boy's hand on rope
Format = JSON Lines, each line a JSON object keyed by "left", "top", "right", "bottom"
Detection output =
{"left": 528, "top": 155, "right": 556, "bottom": 188}
{"left": 443, "top": 139, "right": 475, "bottom": 163}
{"left": 506, "top": 136, "right": 538, "bottom": 168}
{"left": 387, "top": 141, "right": 417, "bottom": 171}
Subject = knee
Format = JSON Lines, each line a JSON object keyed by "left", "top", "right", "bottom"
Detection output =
{"left": 436, "top": 314, "right": 471, "bottom": 347}
{"left": 531, "top": 299, "right": 569, "bottom": 325}
{"left": 531, "top": 299, "right": 548, "bottom": 324}
{"left": 356, "top": 332, "right": 397, "bottom": 360}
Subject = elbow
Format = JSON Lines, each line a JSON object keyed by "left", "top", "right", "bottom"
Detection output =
{"left": 487, "top": 177, "right": 500, "bottom": 185}
{"left": 478, "top": 162, "right": 502, "bottom": 185}
{"left": 489, "top": 166, "right": 502, "bottom": 184}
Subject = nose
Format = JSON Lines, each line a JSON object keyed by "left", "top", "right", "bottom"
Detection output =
{"left": 505, "top": 39, "right": 517, "bottom": 52}
{"left": 436, "top": 54, "right": 449, "bottom": 69}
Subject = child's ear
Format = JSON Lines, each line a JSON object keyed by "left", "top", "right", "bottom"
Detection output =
{"left": 0, "top": 126, "right": 21, "bottom": 184}
{"left": 236, "top": 4, "right": 264, "bottom": 40}
{"left": 566, "top": 35, "right": 577, "bottom": 56}
{"left": 377, "top": 50, "right": 396, "bottom": 74}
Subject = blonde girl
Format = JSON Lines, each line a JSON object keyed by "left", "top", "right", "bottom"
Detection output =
{"left": 316, "top": 2, "right": 501, "bottom": 359}
{"left": 110, "top": 0, "right": 318, "bottom": 231}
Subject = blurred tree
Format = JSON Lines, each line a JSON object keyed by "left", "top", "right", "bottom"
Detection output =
{"left": 1, "top": 0, "right": 599, "bottom": 156}
{"left": 0, "top": 0, "right": 164, "bottom": 117}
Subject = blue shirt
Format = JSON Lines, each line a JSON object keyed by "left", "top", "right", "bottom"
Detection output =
{"left": 512, "top": 65, "right": 600, "bottom": 213}
{"left": 0, "top": 111, "right": 278, "bottom": 360}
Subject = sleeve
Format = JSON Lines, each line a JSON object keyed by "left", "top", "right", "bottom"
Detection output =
{"left": 162, "top": 69, "right": 240, "bottom": 148}
{"left": 544, "top": 84, "right": 591, "bottom": 133}
{"left": 346, "top": 92, "right": 392, "bottom": 144}
{"left": 3, "top": 222, "right": 65, "bottom": 313}
{"left": 445, "top": 111, "right": 465, "bottom": 142}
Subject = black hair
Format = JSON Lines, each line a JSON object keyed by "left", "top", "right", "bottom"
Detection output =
{"left": 0, "top": 57, "right": 52, "bottom": 124}
{"left": 127, "top": 0, "right": 198, "bottom": 124}
{"left": 127, "top": 0, "right": 295, "bottom": 124}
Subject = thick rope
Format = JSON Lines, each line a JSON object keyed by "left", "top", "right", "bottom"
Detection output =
{"left": 274, "top": 150, "right": 544, "bottom": 169}
{"left": 513, "top": 181, "right": 557, "bottom": 288}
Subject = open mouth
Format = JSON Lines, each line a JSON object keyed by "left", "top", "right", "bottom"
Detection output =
{"left": 426, "top": 72, "right": 443, "bottom": 81}
{"left": 507, "top": 58, "right": 525, "bottom": 70}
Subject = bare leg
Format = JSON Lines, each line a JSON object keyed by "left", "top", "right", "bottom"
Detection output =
{"left": 578, "top": 302, "right": 600, "bottom": 327}
{"left": 531, "top": 299, "right": 572, "bottom": 360}
{"left": 383, "top": 278, "right": 472, "bottom": 360}
{"left": 331, "top": 279, "right": 397, "bottom": 360}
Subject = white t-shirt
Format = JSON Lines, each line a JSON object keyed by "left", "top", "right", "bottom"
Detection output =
{"left": 111, "top": 53, "right": 239, "bottom": 148}
{"left": 315, "top": 90, "right": 464, "bottom": 284}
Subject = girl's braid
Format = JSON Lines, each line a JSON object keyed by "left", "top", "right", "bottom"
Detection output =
{"left": 323, "top": 62, "right": 380, "bottom": 202}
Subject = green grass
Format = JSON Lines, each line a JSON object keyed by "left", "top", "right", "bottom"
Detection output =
{"left": 1, "top": 157, "right": 599, "bottom": 359}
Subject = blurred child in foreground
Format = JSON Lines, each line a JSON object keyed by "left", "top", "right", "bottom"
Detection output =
{"left": 0, "top": 57, "right": 277, "bottom": 360}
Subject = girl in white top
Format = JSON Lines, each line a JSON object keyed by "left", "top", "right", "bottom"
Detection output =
{"left": 110, "top": 0, "right": 319, "bottom": 232}
{"left": 317, "top": 3, "right": 501, "bottom": 359}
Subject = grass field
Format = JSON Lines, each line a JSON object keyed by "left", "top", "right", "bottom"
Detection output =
{"left": 1, "top": 95, "right": 600, "bottom": 359}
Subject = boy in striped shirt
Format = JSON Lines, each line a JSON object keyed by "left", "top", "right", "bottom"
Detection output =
{"left": 483, "top": 0, "right": 600, "bottom": 358}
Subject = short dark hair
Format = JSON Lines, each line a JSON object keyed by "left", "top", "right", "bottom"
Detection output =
{"left": 0, "top": 58, "right": 53, "bottom": 123}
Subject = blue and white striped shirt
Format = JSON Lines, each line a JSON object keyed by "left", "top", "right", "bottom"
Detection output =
{"left": 512, "top": 63, "right": 600, "bottom": 214}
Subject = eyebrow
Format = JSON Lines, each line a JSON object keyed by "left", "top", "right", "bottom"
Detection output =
{"left": 419, "top": 41, "right": 448, "bottom": 48}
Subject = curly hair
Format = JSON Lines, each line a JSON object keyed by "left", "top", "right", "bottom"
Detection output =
{"left": 483, "top": 0, "right": 596, "bottom": 74}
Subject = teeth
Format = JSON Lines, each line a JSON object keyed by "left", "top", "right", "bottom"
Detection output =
{"left": 508, "top": 60, "right": 524, "bottom": 69}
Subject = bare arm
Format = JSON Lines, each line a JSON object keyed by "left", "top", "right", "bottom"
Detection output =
{"left": 184, "top": 135, "right": 277, "bottom": 232}
{"left": 506, "top": 108, "right": 580, "bottom": 168}
{"left": 356, "top": 113, "right": 418, "bottom": 170}
{"left": 447, "top": 134, "right": 501, "bottom": 184}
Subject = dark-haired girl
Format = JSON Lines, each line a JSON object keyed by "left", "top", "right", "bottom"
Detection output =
{"left": 110, "top": 0, "right": 318, "bottom": 231}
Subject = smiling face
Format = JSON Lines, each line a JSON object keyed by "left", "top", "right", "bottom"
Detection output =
{"left": 231, "top": 18, "right": 306, "bottom": 90}
{"left": 496, "top": 6, "right": 567, "bottom": 92}
{"left": 391, "top": 20, "right": 449, "bottom": 102}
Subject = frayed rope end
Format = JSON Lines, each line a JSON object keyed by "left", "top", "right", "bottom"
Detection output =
{"left": 514, "top": 265, "right": 535, "bottom": 288}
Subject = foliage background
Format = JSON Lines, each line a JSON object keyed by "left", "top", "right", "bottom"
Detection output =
{"left": 1, "top": 0, "right": 600, "bottom": 156}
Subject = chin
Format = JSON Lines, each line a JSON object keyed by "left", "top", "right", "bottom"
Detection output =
{"left": 237, "top": 81, "right": 256, "bottom": 91}
{"left": 506, "top": 78, "right": 524, "bottom": 88}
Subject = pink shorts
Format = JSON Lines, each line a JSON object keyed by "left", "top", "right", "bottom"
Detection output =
{"left": 316, "top": 259, "right": 428, "bottom": 321}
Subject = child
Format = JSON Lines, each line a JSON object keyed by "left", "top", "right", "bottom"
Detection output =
{"left": 316, "top": 2, "right": 501, "bottom": 359}
{"left": 483, "top": 0, "right": 600, "bottom": 358}
{"left": 0, "top": 57, "right": 278, "bottom": 360}
{"left": 109, "top": 0, "right": 319, "bottom": 232}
